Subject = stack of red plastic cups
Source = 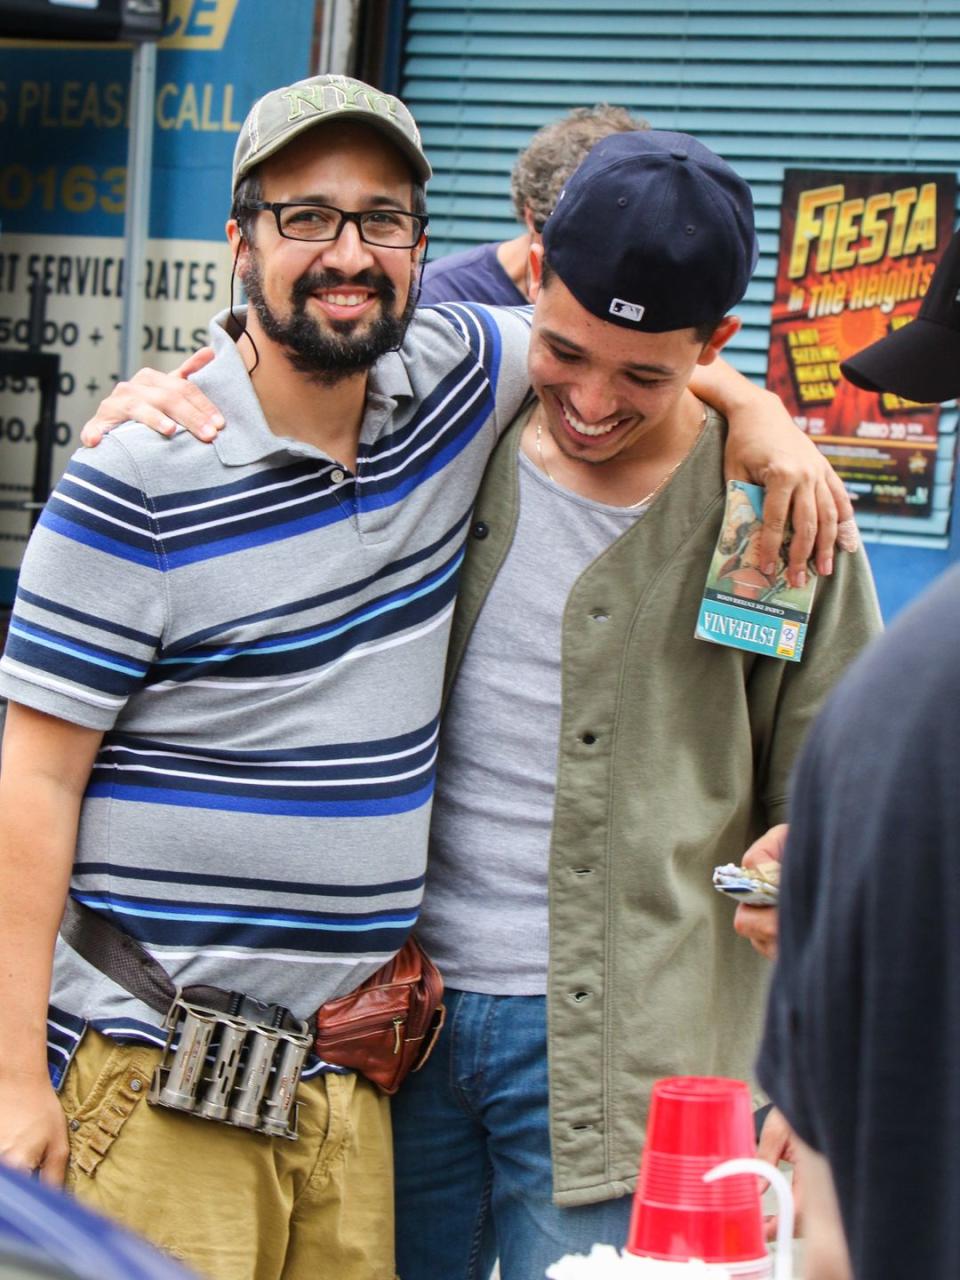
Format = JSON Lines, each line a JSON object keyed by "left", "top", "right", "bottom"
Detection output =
{"left": 626, "top": 1076, "right": 771, "bottom": 1278}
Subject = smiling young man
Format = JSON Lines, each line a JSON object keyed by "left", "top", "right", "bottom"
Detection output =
{"left": 525, "top": 261, "right": 739, "bottom": 495}
{"left": 390, "top": 131, "right": 883, "bottom": 1280}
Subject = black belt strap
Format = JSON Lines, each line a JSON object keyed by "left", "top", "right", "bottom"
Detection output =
{"left": 60, "top": 898, "right": 309, "bottom": 1033}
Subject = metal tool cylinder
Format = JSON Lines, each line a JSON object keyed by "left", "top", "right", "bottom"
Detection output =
{"left": 158, "top": 1008, "right": 217, "bottom": 1111}
{"left": 195, "top": 1019, "right": 248, "bottom": 1122}
{"left": 260, "top": 1033, "right": 310, "bottom": 1138}
{"left": 228, "top": 1029, "right": 278, "bottom": 1129}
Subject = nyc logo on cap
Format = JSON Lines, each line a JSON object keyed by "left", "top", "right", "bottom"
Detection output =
{"left": 609, "top": 297, "right": 645, "bottom": 323}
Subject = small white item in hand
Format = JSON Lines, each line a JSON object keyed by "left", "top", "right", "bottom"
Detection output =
{"left": 546, "top": 1245, "right": 731, "bottom": 1278}
{"left": 712, "top": 861, "right": 780, "bottom": 906}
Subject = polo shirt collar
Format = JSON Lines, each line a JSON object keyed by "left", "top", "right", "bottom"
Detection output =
{"left": 196, "top": 308, "right": 415, "bottom": 468}
{"left": 367, "top": 345, "right": 413, "bottom": 405}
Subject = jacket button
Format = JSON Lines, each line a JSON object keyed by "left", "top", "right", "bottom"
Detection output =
{"left": 590, "top": 612, "right": 609, "bottom": 622}
{"left": 472, "top": 521, "right": 489, "bottom": 539}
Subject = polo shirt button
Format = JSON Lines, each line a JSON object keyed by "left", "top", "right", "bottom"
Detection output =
{"left": 330, "top": 468, "right": 346, "bottom": 484}
{"left": 581, "top": 732, "right": 597, "bottom": 745}
{"left": 472, "top": 521, "right": 490, "bottom": 539}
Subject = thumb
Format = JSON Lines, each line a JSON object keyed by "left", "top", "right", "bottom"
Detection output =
{"left": 38, "top": 1144, "right": 69, "bottom": 1187}
{"left": 742, "top": 823, "right": 788, "bottom": 871}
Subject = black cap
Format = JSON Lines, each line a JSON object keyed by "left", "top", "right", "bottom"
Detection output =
{"left": 541, "top": 130, "right": 758, "bottom": 333}
{"left": 840, "top": 228, "right": 960, "bottom": 403}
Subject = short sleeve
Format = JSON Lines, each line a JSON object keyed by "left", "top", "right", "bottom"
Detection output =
{"left": 422, "top": 302, "right": 534, "bottom": 437}
{"left": 749, "top": 542, "right": 883, "bottom": 826}
{"left": 0, "top": 440, "right": 166, "bottom": 729}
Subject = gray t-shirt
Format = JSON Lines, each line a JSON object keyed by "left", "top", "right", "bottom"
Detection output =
{"left": 417, "top": 448, "right": 644, "bottom": 993}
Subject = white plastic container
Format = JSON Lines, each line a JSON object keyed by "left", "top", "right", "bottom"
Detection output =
{"left": 545, "top": 1158, "right": 794, "bottom": 1280}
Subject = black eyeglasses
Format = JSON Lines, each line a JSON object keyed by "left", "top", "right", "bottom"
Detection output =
{"left": 241, "top": 201, "right": 428, "bottom": 248}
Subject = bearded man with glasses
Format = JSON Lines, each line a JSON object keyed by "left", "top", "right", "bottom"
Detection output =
{"left": 0, "top": 74, "right": 530, "bottom": 1280}
{"left": 233, "top": 193, "right": 429, "bottom": 379}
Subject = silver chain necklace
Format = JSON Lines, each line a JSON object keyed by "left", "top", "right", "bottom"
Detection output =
{"left": 534, "top": 405, "right": 707, "bottom": 508}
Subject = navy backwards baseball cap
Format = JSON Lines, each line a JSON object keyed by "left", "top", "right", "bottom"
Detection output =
{"left": 840, "top": 227, "right": 960, "bottom": 403}
{"left": 541, "top": 130, "right": 758, "bottom": 333}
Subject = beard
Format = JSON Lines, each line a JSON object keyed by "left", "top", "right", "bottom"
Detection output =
{"left": 241, "top": 256, "right": 418, "bottom": 386}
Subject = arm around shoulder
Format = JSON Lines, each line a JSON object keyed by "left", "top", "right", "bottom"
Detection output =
{"left": 80, "top": 347, "right": 222, "bottom": 447}
{"left": 485, "top": 303, "right": 535, "bottom": 436}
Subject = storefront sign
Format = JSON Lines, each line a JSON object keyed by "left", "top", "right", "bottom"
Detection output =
{"left": 0, "top": 0, "right": 316, "bottom": 599}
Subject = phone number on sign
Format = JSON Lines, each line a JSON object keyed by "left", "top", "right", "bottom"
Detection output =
{"left": 0, "top": 164, "right": 125, "bottom": 216}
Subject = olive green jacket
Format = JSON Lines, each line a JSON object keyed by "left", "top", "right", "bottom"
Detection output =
{"left": 443, "top": 409, "right": 882, "bottom": 1205}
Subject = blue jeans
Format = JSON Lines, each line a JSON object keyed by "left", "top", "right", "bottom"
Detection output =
{"left": 392, "top": 990, "right": 631, "bottom": 1280}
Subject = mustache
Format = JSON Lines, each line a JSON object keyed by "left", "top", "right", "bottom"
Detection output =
{"left": 292, "top": 269, "right": 397, "bottom": 306}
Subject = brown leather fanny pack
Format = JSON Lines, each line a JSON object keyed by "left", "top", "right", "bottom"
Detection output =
{"left": 314, "top": 935, "right": 446, "bottom": 1095}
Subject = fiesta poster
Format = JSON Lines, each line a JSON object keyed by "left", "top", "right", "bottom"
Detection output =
{"left": 766, "top": 168, "right": 957, "bottom": 518}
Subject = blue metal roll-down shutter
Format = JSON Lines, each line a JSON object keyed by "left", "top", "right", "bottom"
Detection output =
{"left": 401, "top": 0, "right": 960, "bottom": 548}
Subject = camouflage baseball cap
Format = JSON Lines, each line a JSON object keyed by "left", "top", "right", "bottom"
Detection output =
{"left": 232, "top": 74, "right": 431, "bottom": 194}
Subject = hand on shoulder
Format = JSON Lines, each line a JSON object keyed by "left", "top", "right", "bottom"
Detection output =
{"left": 81, "top": 348, "right": 223, "bottom": 448}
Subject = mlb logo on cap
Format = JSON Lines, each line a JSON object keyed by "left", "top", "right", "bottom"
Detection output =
{"left": 609, "top": 298, "right": 645, "bottom": 323}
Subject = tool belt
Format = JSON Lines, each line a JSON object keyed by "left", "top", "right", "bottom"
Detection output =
{"left": 60, "top": 899, "right": 446, "bottom": 1138}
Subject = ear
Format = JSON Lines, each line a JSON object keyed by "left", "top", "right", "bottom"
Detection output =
{"left": 412, "top": 228, "right": 428, "bottom": 269}
{"left": 523, "top": 206, "right": 538, "bottom": 236}
{"left": 226, "top": 217, "right": 247, "bottom": 261}
{"left": 527, "top": 241, "right": 545, "bottom": 302}
{"left": 696, "top": 315, "right": 741, "bottom": 367}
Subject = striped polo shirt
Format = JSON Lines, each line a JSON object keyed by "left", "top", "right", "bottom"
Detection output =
{"left": 0, "top": 301, "right": 531, "bottom": 1080}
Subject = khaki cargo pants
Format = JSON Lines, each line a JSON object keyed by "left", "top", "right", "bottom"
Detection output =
{"left": 62, "top": 1029, "right": 395, "bottom": 1280}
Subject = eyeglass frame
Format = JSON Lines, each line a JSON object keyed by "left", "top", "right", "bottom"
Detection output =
{"left": 239, "top": 201, "right": 429, "bottom": 249}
